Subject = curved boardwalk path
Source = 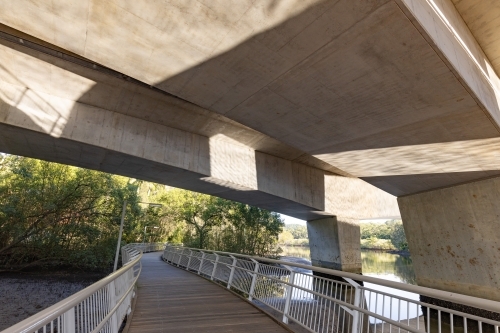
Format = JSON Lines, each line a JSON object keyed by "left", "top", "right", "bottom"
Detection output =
{"left": 128, "top": 252, "right": 290, "bottom": 333}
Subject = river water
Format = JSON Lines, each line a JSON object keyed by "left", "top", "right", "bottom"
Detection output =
{"left": 280, "top": 246, "right": 422, "bottom": 323}
{"left": 280, "top": 246, "right": 416, "bottom": 285}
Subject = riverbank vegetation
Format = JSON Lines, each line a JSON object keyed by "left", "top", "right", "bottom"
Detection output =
{"left": 0, "top": 155, "right": 283, "bottom": 272}
{"left": 360, "top": 220, "right": 408, "bottom": 251}
{"left": 152, "top": 187, "right": 283, "bottom": 255}
{"left": 277, "top": 220, "right": 409, "bottom": 253}
{"left": 278, "top": 224, "right": 308, "bottom": 246}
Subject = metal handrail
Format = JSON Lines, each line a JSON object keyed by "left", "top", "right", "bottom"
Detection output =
{"left": 1, "top": 243, "right": 164, "bottom": 333}
{"left": 169, "top": 245, "right": 500, "bottom": 313}
{"left": 163, "top": 244, "right": 500, "bottom": 333}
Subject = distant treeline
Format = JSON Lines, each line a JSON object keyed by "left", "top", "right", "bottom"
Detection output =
{"left": 0, "top": 155, "right": 283, "bottom": 272}
{"left": 279, "top": 224, "right": 308, "bottom": 246}
{"left": 360, "top": 220, "right": 408, "bottom": 251}
{"left": 277, "top": 220, "right": 409, "bottom": 252}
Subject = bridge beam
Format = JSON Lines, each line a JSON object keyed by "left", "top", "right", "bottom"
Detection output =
{"left": 0, "top": 35, "right": 399, "bottom": 221}
{"left": 399, "top": 177, "right": 500, "bottom": 301}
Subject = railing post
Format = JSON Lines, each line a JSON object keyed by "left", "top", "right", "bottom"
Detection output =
{"left": 345, "top": 278, "right": 362, "bottom": 333}
{"left": 227, "top": 255, "right": 237, "bottom": 289}
{"left": 282, "top": 267, "right": 295, "bottom": 324}
{"left": 198, "top": 252, "right": 205, "bottom": 274}
{"left": 248, "top": 259, "right": 260, "bottom": 301}
{"left": 176, "top": 248, "right": 182, "bottom": 266}
{"left": 211, "top": 253, "right": 219, "bottom": 280}
{"left": 62, "top": 308, "right": 75, "bottom": 333}
{"left": 166, "top": 246, "right": 173, "bottom": 262}
{"left": 108, "top": 280, "right": 119, "bottom": 332}
{"left": 187, "top": 250, "right": 193, "bottom": 270}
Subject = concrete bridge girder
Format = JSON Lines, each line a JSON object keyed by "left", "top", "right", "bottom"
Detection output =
{"left": 0, "top": 37, "right": 399, "bottom": 221}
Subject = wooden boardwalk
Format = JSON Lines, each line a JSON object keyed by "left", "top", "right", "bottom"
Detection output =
{"left": 128, "top": 252, "right": 290, "bottom": 333}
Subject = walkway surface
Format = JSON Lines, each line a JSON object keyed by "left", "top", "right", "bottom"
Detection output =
{"left": 128, "top": 252, "right": 290, "bottom": 333}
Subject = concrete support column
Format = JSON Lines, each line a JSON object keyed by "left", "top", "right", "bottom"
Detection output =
{"left": 306, "top": 216, "right": 362, "bottom": 273}
{"left": 398, "top": 177, "right": 500, "bottom": 301}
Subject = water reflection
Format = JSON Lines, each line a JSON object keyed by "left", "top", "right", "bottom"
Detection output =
{"left": 362, "top": 251, "right": 416, "bottom": 285}
{"left": 279, "top": 246, "right": 423, "bottom": 324}
{"left": 279, "top": 246, "right": 417, "bottom": 285}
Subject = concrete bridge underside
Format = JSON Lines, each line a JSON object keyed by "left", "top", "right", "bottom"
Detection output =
{"left": 1, "top": 0, "right": 500, "bottom": 301}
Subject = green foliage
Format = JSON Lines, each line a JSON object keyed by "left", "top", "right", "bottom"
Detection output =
{"left": 390, "top": 223, "right": 409, "bottom": 251}
{"left": 283, "top": 224, "right": 308, "bottom": 239}
{"left": 278, "top": 224, "right": 308, "bottom": 246}
{"left": 0, "top": 155, "right": 143, "bottom": 271}
{"left": 153, "top": 188, "right": 284, "bottom": 256}
{"left": 359, "top": 220, "right": 408, "bottom": 251}
{"left": 0, "top": 155, "right": 287, "bottom": 271}
{"left": 278, "top": 231, "right": 294, "bottom": 244}
{"left": 360, "top": 237, "right": 396, "bottom": 250}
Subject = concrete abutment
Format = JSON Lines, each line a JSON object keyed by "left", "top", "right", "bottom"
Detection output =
{"left": 398, "top": 176, "right": 500, "bottom": 302}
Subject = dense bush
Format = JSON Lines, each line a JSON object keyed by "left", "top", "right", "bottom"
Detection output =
{"left": 0, "top": 155, "right": 144, "bottom": 271}
{"left": 155, "top": 189, "right": 284, "bottom": 256}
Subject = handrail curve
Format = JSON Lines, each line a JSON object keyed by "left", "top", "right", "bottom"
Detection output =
{"left": 163, "top": 244, "right": 500, "bottom": 333}
{"left": 169, "top": 245, "right": 500, "bottom": 314}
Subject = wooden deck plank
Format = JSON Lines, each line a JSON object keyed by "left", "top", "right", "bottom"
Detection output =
{"left": 127, "top": 252, "right": 289, "bottom": 333}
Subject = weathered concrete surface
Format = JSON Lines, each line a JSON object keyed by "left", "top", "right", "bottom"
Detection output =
{"left": 306, "top": 217, "right": 362, "bottom": 273}
{"left": 1, "top": 0, "right": 500, "bottom": 196}
{"left": 398, "top": 177, "right": 500, "bottom": 301}
{"left": 0, "top": 37, "right": 399, "bottom": 220}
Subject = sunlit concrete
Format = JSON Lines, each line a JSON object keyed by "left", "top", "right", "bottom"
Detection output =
{"left": 399, "top": 177, "right": 500, "bottom": 302}
{"left": 450, "top": 0, "right": 500, "bottom": 77}
{"left": 0, "top": 38, "right": 398, "bottom": 221}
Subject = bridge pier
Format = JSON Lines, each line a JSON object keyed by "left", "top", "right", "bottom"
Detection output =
{"left": 306, "top": 216, "right": 362, "bottom": 274}
{"left": 398, "top": 177, "right": 500, "bottom": 302}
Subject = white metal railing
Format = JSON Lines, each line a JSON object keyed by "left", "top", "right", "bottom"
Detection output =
{"left": 1, "top": 243, "right": 164, "bottom": 333}
{"left": 163, "top": 244, "right": 500, "bottom": 333}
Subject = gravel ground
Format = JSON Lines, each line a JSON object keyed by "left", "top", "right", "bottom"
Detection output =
{"left": 0, "top": 271, "right": 104, "bottom": 330}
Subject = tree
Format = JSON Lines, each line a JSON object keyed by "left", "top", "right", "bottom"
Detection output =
{"left": 0, "top": 155, "right": 143, "bottom": 271}
{"left": 278, "top": 231, "right": 294, "bottom": 244}
{"left": 222, "top": 202, "right": 283, "bottom": 256}
{"left": 156, "top": 188, "right": 283, "bottom": 255}
{"left": 160, "top": 190, "right": 226, "bottom": 249}
{"left": 390, "top": 222, "right": 408, "bottom": 251}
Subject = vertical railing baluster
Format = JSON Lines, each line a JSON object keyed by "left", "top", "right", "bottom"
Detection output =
{"left": 198, "top": 252, "right": 205, "bottom": 275}
{"left": 282, "top": 267, "right": 295, "bottom": 324}
{"left": 227, "top": 256, "right": 237, "bottom": 289}
{"left": 344, "top": 278, "right": 362, "bottom": 333}
{"left": 107, "top": 281, "right": 118, "bottom": 333}
{"left": 176, "top": 249, "right": 182, "bottom": 266}
{"left": 187, "top": 250, "right": 193, "bottom": 270}
{"left": 248, "top": 259, "right": 260, "bottom": 301}
{"left": 62, "top": 308, "right": 75, "bottom": 333}
{"left": 211, "top": 253, "right": 219, "bottom": 280}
